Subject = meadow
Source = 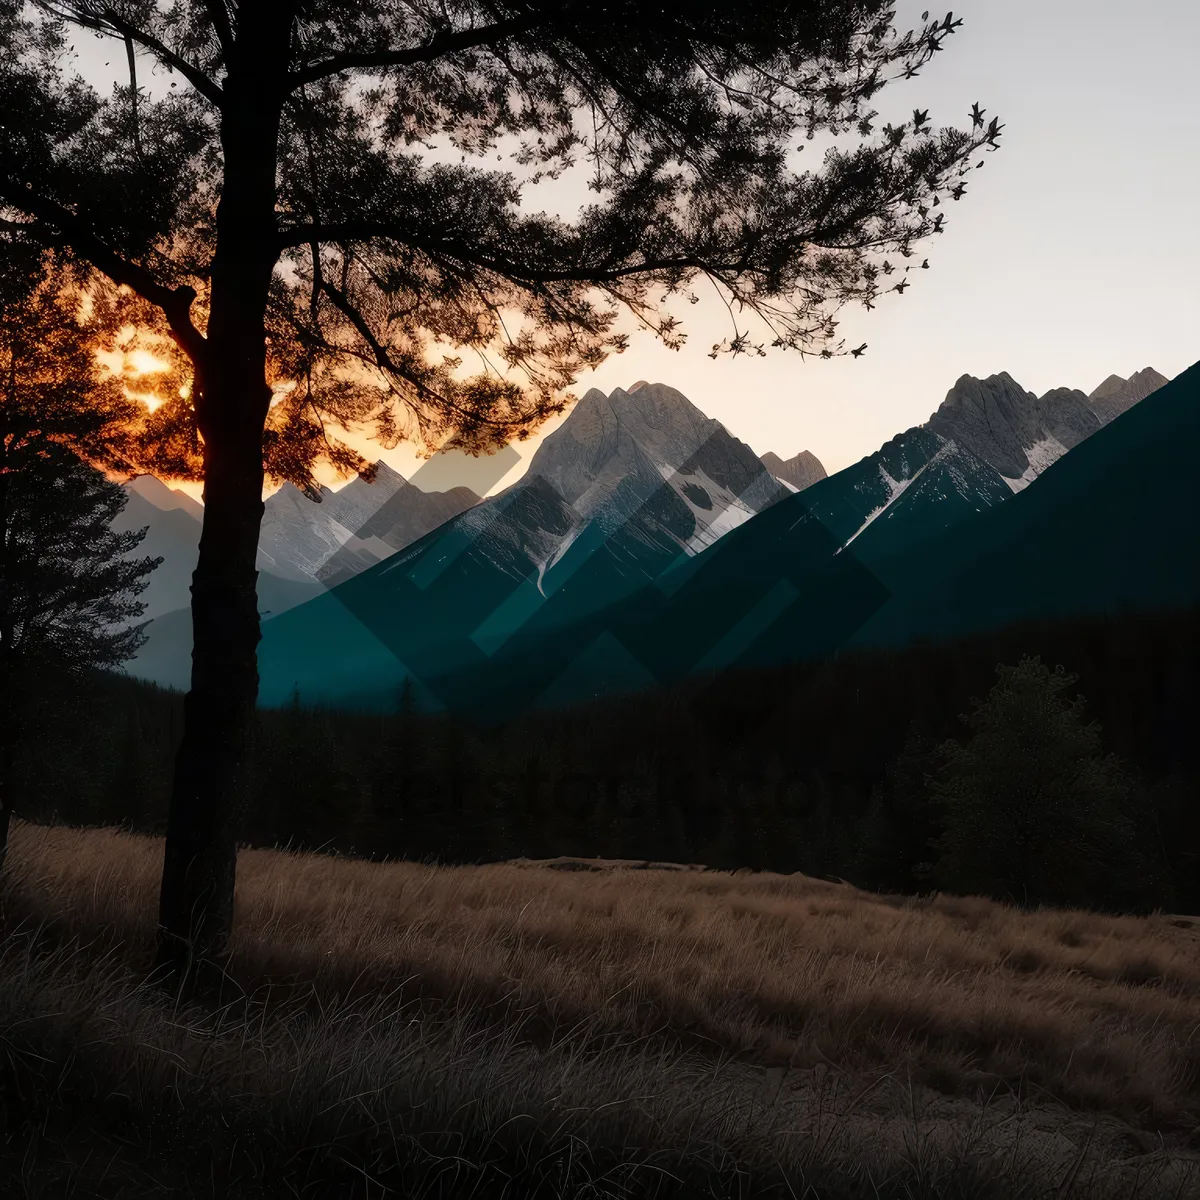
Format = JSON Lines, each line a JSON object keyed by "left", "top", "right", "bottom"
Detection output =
{"left": 3, "top": 821, "right": 1199, "bottom": 1197}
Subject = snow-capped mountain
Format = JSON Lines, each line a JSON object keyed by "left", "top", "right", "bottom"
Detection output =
{"left": 760, "top": 449, "right": 827, "bottom": 492}
{"left": 851, "top": 358, "right": 1200, "bottom": 650}
{"left": 255, "top": 382, "right": 789, "bottom": 707}
{"left": 926, "top": 373, "right": 1101, "bottom": 492}
{"left": 1086, "top": 368, "right": 1169, "bottom": 425}
{"left": 141, "top": 361, "right": 1177, "bottom": 709}
{"left": 255, "top": 409, "right": 1011, "bottom": 712}
{"left": 374, "top": 365, "right": 1174, "bottom": 715}
{"left": 366, "top": 379, "right": 789, "bottom": 605}
{"left": 523, "top": 380, "right": 787, "bottom": 551}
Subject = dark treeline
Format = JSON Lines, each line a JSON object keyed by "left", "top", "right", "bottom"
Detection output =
{"left": 19, "top": 605, "right": 1200, "bottom": 914}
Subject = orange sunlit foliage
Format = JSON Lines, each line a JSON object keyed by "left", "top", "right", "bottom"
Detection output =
{"left": 81, "top": 283, "right": 205, "bottom": 482}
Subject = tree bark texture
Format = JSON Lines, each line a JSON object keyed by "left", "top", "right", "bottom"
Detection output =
{"left": 156, "top": 13, "right": 289, "bottom": 975}
{"left": 0, "top": 457, "right": 12, "bottom": 872}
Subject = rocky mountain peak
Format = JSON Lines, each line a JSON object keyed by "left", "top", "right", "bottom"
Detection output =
{"left": 1087, "top": 367, "right": 1169, "bottom": 425}
{"left": 1089, "top": 374, "right": 1128, "bottom": 402}
{"left": 760, "top": 449, "right": 827, "bottom": 492}
{"left": 927, "top": 372, "right": 1099, "bottom": 487}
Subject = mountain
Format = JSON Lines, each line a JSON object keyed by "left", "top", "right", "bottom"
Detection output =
{"left": 1086, "top": 367, "right": 1169, "bottom": 425}
{"left": 256, "top": 463, "right": 480, "bottom": 585}
{"left": 760, "top": 449, "right": 827, "bottom": 491}
{"left": 848, "top": 358, "right": 1200, "bottom": 650}
{"left": 926, "top": 372, "right": 1101, "bottom": 491}
{"left": 415, "top": 420, "right": 1015, "bottom": 715}
{"left": 231, "top": 360, "right": 1185, "bottom": 714}
{"left": 256, "top": 463, "right": 477, "bottom": 585}
{"left": 256, "top": 382, "right": 790, "bottom": 708}
{"left": 316, "top": 469, "right": 482, "bottom": 587}
{"left": 388, "top": 364, "right": 1179, "bottom": 716}
{"left": 126, "top": 474, "right": 204, "bottom": 522}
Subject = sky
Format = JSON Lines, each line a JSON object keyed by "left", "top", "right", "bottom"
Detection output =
{"left": 70, "top": 0, "right": 1200, "bottom": 494}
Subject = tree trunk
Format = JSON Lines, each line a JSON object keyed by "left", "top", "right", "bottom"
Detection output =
{"left": 0, "top": 457, "right": 11, "bottom": 873}
{"left": 156, "top": 427, "right": 266, "bottom": 972}
{"left": 155, "top": 15, "right": 288, "bottom": 978}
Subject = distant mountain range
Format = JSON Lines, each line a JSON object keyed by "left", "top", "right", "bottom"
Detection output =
{"left": 252, "top": 381, "right": 792, "bottom": 706}
{"left": 121, "top": 362, "right": 1178, "bottom": 709}
{"left": 249, "top": 364, "right": 1173, "bottom": 712}
{"left": 121, "top": 463, "right": 481, "bottom": 688}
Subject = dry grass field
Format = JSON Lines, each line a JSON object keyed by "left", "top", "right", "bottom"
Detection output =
{"left": 3, "top": 820, "right": 1200, "bottom": 1197}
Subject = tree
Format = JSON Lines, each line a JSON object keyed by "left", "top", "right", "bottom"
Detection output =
{"left": 0, "top": 244, "right": 160, "bottom": 867}
{"left": 931, "top": 657, "right": 1155, "bottom": 910}
{"left": 0, "top": 0, "right": 1004, "bottom": 970}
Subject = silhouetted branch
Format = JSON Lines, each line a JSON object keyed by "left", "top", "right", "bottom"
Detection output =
{"left": 34, "top": 2, "right": 225, "bottom": 106}
{"left": 287, "top": 16, "right": 542, "bottom": 89}
{"left": 0, "top": 185, "right": 206, "bottom": 363}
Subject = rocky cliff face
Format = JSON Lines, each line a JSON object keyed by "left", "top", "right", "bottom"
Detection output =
{"left": 452, "top": 379, "right": 791, "bottom": 589}
{"left": 760, "top": 449, "right": 828, "bottom": 492}
{"left": 927, "top": 373, "right": 1101, "bottom": 491}
{"left": 1087, "top": 368, "right": 1169, "bottom": 425}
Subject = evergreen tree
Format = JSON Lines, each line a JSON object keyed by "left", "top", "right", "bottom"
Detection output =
{"left": 2, "top": 0, "right": 1004, "bottom": 967}
{"left": 932, "top": 657, "right": 1151, "bottom": 909}
{"left": 0, "top": 246, "right": 160, "bottom": 866}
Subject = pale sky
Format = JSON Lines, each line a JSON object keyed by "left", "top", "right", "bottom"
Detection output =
{"left": 69, "top": 1, "right": 1200, "bottom": 493}
{"left": 348, "top": 0, "right": 1200, "bottom": 490}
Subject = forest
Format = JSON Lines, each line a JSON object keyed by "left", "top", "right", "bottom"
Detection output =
{"left": 23, "top": 602, "right": 1200, "bottom": 915}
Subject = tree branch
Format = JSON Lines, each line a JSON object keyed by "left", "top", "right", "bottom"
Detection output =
{"left": 319, "top": 280, "right": 513, "bottom": 430}
{"left": 0, "top": 184, "right": 207, "bottom": 364}
{"left": 123, "top": 32, "right": 142, "bottom": 160}
{"left": 100, "top": 7, "right": 224, "bottom": 107}
{"left": 36, "top": 3, "right": 225, "bottom": 107}
{"left": 287, "top": 16, "right": 542, "bottom": 89}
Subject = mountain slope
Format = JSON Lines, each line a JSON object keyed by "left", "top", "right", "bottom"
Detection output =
{"left": 257, "top": 382, "right": 789, "bottom": 708}
{"left": 850, "top": 357, "right": 1200, "bottom": 649}
{"left": 330, "top": 419, "right": 1013, "bottom": 716}
{"left": 251, "top": 359, "right": 1185, "bottom": 716}
{"left": 425, "top": 363, "right": 1180, "bottom": 716}
{"left": 256, "top": 463, "right": 481, "bottom": 585}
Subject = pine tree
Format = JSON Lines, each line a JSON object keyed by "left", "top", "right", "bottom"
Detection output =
{"left": 0, "top": 246, "right": 160, "bottom": 866}
{"left": 932, "top": 657, "right": 1149, "bottom": 909}
{"left": 2, "top": 0, "right": 1004, "bottom": 968}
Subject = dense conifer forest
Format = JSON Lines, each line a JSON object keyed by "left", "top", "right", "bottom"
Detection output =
{"left": 26, "top": 605, "right": 1199, "bottom": 915}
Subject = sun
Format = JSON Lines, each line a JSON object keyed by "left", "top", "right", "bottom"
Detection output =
{"left": 94, "top": 327, "right": 175, "bottom": 412}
